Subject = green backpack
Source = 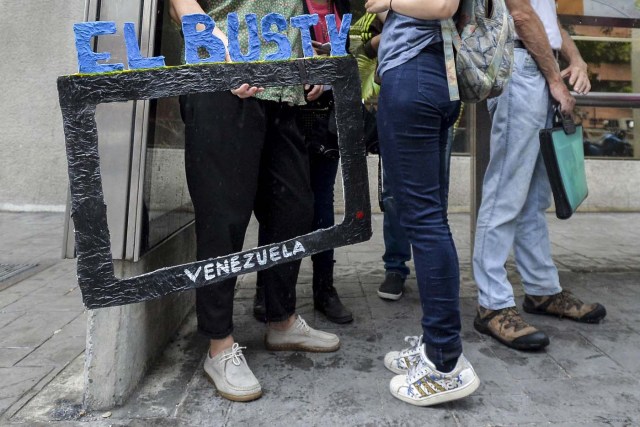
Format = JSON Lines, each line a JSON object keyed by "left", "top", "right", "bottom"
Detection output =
{"left": 441, "top": 0, "right": 515, "bottom": 103}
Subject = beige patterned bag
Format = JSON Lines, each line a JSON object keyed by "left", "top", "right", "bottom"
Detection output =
{"left": 441, "top": 0, "right": 515, "bottom": 103}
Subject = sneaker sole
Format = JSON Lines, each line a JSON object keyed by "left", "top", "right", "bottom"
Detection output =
{"left": 204, "top": 371, "right": 263, "bottom": 402}
{"left": 264, "top": 338, "right": 340, "bottom": 353}
{"left": 377, "top": 290, "right": 403, "bottom": 301}
{"left": 473, "top": 317, "right": 549, "bottom": 351}
{"left": 391, "top": 372, "right": 480, "bottom": 406}
{"left": 385, "top": 364, "right": 408, "bottom": 375}
{"left": 522, "top": 304, "right": 607, "bottom": 324}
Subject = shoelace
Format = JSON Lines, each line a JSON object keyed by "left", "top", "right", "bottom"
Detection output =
{"left": 295, "top": 315, "right": 310, "bottom": 332}
{"left": 220, "top": 343, "right": 246, "bottom": 366}
{"left": 552, "top": 290, "right": 582, "bottom": 314}
{"left": 500, "top": 308, "right": 530, "bottom": 333}
{"left": 407, "top": 359, "right": 435, "bottom": 385}
{"left": 399, "top": 335, "right": 422, "bottom": 357}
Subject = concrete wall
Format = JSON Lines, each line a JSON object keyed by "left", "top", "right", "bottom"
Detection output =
{"left": 135, "top": 150, "right": 640, "bottom": 214}
{"left": 335, "top": 155, "right": 640, "bottom": 214}
{"left": 84, "top": 225, "right": 196, "bottom": 410}
{"left": 0, "top": 0, "right": 85, "bottom": 212}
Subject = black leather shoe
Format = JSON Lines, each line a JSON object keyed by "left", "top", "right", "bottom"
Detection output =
{"left": 253, "top": 288, "right": 266, "bottom": 323}
{"left": 314, "top": 289, "right": 353, "bottom": 324}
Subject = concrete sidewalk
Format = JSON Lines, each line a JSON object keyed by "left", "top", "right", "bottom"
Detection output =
{"left": 1, "top": 211, "right": 639, "bottom": 426}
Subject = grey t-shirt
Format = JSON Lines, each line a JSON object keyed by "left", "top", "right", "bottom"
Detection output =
{"left": 377, "top": 11, "right": 442, "bottom": 78}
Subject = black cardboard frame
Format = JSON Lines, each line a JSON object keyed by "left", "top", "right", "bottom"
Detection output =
{"left": 57, "top": 57, "right": 371, "bottom": 309}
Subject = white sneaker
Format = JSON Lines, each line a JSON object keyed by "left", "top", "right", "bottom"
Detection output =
{"left": 389, "top": 345, "right": 480, "bottom": 406}
{"left": 265, "top": 315, "right": 340, "bottom": 352}
{"left": 203, "top": 343, "right": 262, "bottom": 402}
{"left": 384, "top": 335, "right": 423, "bottom": 374}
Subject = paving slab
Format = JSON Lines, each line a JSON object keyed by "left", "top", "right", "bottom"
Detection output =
{"left": 0, "top": 366, "right": 55, "bottom": 414}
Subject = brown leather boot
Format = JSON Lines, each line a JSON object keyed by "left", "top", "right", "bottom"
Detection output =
{"left": 523, "top": 290, "right": 606, "bottom": 323}
{"left": 474, "top": 306, "right": 549, "bottom": 351}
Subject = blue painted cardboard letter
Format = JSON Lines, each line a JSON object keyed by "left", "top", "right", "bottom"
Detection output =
{"left": 290, "top": 14, "right": 319, "bottom": 58}
{"left": 227, "top": 13, "right": 261, "bottom": 62}
{"left": 326, "top": 14, "right": 352, "bottom": 56}
{"left": 261, "top": 13, "right": 291, "bottom": 60}
{"left": 74, "top": 22, "right": 124, "bottom": 73}
{"left": 182, "top": 14, "right": 226, "bottom": 63}
{"left": 124, "top": 22, "right": 166, "bottom": 69}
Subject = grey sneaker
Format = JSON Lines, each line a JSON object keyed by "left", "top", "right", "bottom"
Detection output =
{"left": 265, "top": 315, "right": 340, "bottom": 352}
{"left": 378, "top": 272, "right": 405, "bottom": 300}
{"left": 203, "top": 343, "right": 262, "bottom": 402}
{"left": 389, "top": 345, "right": 480, "bottom": 406}
{"left": 384, "top": 335, "right": 423, "bottom": 374}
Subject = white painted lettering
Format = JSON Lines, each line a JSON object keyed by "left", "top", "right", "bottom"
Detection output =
{"left": 243, "top": 253, "right": 255, "bottom": 269}
{"left": 282, "top": 243, "right": 292, "bottom": 258}
{"left": 216, "top": 260, "right": 230, "bottom": 276}
{"left": 204, "top": 263, "right": 215, "bottom": 280}
{"left": 184, "top": 266, "right": 202, "bottom": 283}
{"left": 269, "top": 246, "right": 281, "bottom": 261}
{"left": 230, "top": 256, "right": 241, "bottom": 273}
{"left": 292, "top": 240, "right": 306, "bottom": 255}
{"left": 256, "top": 249, "right": 267, "bottom": 265}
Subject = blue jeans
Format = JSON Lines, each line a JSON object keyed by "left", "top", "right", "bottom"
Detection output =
{"left": 382, "top": 127, "right": 453, "bottom": 279}
{"left": 473, "top": 48, "right": 562, "bottom": 310}
{"left": 378, "top": 45, "right": 462, "bottom": 369}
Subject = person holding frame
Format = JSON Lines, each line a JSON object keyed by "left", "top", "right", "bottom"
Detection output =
{"left": 169, "top": 0, "right": 341, "bottom": 402}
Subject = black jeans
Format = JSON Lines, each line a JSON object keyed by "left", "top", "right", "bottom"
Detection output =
{"left": 309, "top": 150, "right": 339, "bottom": 274}
{"left": 181, "top": 91, "right": 314, "bottom": 339}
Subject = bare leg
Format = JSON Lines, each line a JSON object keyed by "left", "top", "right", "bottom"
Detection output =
{"left": 209, "top": 336, "right": 235, "bottom": 357}
{"left": 268, "top": 314, "right": 296, "bottom": 331}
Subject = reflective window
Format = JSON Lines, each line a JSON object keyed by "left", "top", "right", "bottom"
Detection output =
{"left": 140, "top": 1, "right": 194, "bottom": 253}
{"left": 560, "top": 14, "right": 640, "bottom": 159}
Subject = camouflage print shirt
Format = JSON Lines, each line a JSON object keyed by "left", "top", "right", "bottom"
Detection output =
{"left": 197, "top": 0, "right": 306, "bottom": 105}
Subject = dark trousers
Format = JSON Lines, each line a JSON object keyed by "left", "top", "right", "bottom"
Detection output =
{"left": 181, "top": 91, "right": 314, "bottom": 339}
{"left": 309, "top": 142, "right": 340, "bottom": 276}
{"left": 377, "top": 45, "right": 462, "bottom": 369}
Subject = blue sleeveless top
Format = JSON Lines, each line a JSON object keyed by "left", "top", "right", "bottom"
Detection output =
{"left": 377, "top": 11, "right": 442, "bottom": 77}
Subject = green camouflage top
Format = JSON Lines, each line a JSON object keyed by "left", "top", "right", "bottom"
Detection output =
{"left": 197, "top": 0, "right": 305, "bottom": 105}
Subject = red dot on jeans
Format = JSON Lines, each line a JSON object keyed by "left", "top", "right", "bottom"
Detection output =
{"left": 356, "top": 211, "right": 365, "bottom": 220}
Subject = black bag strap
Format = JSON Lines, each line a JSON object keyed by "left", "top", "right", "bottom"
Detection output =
{"left": 378, "top": 155, "right": 385, "bottom": 212}
{"left": 553, "top": 105, "right": 576, "bottom": 135}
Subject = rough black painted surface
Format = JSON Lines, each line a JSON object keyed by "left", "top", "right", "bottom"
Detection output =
{"left": 57, "top": 57, "right": 371, "bottom": 309}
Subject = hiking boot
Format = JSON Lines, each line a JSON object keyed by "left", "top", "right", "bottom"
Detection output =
{"left": 474, "top": 306, "right": 549, "bottom": 351}
{"left": 265, "top": 315, "right": 340, "bottom": 352}
{"left": 523, "top": 290, "right": 607, "bottom": 323}
{"left": 377, "top": 272, "right": 405, "bottom": 301}
{"left": 389, "top": 345, "right": 480, "bottom": 407}
{"left": 253, "top": 286, "right": 266, "bottom": 323}
{"left": 203, "top": 343, "right": 262, "bottom": 402}
{"left": 384, "top": 335, "right": 423, "bottom": 374}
